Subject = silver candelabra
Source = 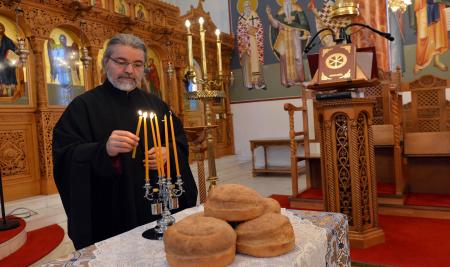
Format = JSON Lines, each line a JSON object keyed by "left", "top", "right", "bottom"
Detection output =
{"left": 142, "top": 175, "right": 184, "bottom": 240}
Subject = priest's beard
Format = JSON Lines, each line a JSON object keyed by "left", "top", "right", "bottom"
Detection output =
{"left": 106, "top": 69, "right": 143, "bottom": 92}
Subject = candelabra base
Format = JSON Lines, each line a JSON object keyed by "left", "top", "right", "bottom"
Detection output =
{"left": 142, "top": 227, "right": 164, "bottom": 240}
{"left": 142, "top": 213, "right": 176, "bottom": 240}
{"left": 0, "top": 219, "right": 20, "bottom": 231}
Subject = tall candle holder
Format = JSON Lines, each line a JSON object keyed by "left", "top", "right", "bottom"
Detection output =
{"left": 184, "top": 125, "right": 217, "bottom": 203}
{"left": 186, "top": 71, "right": 225, "bottom": 192}
{"left": 79, "top": 20, "right": 92, "bottom": 68}
{"left": 183, "top": 17, "right": 233, "bottom": 192}
{"left": 14, "top": 7, "right": 29, "bottom": 65}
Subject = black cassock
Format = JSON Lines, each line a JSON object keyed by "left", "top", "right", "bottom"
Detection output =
{"left": 53, "top": 79, "right": 198, "bottom": 249}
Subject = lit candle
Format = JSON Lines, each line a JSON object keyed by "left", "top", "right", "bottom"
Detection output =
{"left": 143, "top": 112, "right": 149, "bottom": 182}
{"left": 185, "top": 20, "right": 194, "bottom": 72}
{"left": 215, "top": 29, "right": 223, "bottom": 76}
{"left": 199, "top": 17, "right": 207, "bottom": 79}
{"left": 154, "top": 114, "right": 165, "bottom": 177}
{"left": 132, "top": 110, "right": 143, "bottom": 159}
{"left": 149, "top": 112, "right": 161, "bottom": 177}
{"left": 164, "top": 115, "right": 171, "bottom": 178}
{"left": 170, "top": 113, "right": 180, "bottom": 177}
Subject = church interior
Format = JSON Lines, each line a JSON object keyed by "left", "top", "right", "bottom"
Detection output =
{"left": 0, "top": 0, "right": 449, "bottom": 266}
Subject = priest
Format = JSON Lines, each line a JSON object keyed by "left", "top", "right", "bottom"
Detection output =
{"left": 53, "top": 33, "right": 198, "bottom": 250}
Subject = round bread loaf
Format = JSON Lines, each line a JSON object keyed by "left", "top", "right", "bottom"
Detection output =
{"left": 204, "top": 184, "right": 265, "bottom": 222}
{"left": 262, "top": 197, "right": 281, "bottom": 214}
{"left": 164, "top": 215, "right": 236, "bottom": 267}
{"left": 236, "top": 213, "right": 295, "bottom": 257}
{"left": 185, "top": 211, "right": 205, "bottom": 218}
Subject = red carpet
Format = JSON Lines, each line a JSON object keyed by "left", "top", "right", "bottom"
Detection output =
{"left": 377, "top": 183, "right": 396, "bottom": 195}
{"left": 352, "top": 215, "right": 450, "bottom": 266}
{"left": 0, "top": 217, "right": 25, "bottom": 244}
{"left": 297, "top": 187, "right": 323, "bottom": 199}
{"left": 288, "top": 185, "right": 450, "bottom": 209}
{"left": 271, "top": 194, "right": 291, "bottom": 208}
{"left": 270, "top": 194, "right": 450, "bottom": 267}
{"left": 405, "top": 192, "right": 450, "bottom": 208}
{"left": 0, "top": 224, "right": 64, "bottom": 267}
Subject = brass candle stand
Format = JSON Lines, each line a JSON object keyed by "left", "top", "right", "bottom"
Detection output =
{"left": 186, "top": 71, "right": 225, "bottom": 192}
{"left": 184, "top": 125, "right": 217, "bottom": 203}
{"left": 183, "top": 17, "right": 232, "bottom": 193}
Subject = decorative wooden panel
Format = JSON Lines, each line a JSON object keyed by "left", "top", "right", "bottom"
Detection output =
{"left": 0, "top": 130, "right": 29, "bottom": 176}
{"left": 0, "top": 113, "right": 40, "bottom": 201}
{"left": 36, "top": 110, "right": 63, "bottom": 194}
{"left": 364, "top": 84, "right": 385, "bottom": 125}
{"left": 362, "top": 70, "right": 402, "bottom": 126}
{"left": 317, "top": 99, "right": 384, "bottom": 248}
{"left": 403, "top": 75, "right": 449, "bottom": 133}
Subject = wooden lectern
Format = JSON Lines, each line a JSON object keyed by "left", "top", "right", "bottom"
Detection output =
{"left": 306, "top": 44, "right": 385, "bottom": 248}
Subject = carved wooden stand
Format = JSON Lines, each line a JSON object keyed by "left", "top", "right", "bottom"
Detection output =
{"left": 184, "top": 125, "right": 216, "bottom": 203}
{"left": 316, "top": 98, "right": 384, "bottom": 248}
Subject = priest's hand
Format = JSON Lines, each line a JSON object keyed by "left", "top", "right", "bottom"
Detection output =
{"left": 146, "top": 147, "right": 167, "bottom": 169}
{"left": 106, "top": 130, "right": 139, "bottom": 157}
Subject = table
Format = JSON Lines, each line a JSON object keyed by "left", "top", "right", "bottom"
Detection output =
{"left": 250, "top": 138, "right": 304, "bottom": 176}
{"left": 43, "top": 208, "right": 350, "bottom": 267}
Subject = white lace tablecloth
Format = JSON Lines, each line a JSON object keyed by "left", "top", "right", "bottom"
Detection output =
{"left": 89, "top": 206, "right": 327, "bottom": 267}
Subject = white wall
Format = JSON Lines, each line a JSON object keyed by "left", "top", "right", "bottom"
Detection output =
{"left": 164, "top": 0, "right": 230, "bottom": 33}
{"left": 231, "top": 99, "right": 317, "bottom": 166}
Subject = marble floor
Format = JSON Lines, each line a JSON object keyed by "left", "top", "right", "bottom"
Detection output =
{"left": 5, "top": 155, "right": 306, "bottom": 266}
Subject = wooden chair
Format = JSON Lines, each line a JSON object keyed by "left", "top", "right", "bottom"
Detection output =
{"left": 284, "top": 88, "right": 322, "bottom": 209}
{"left": 364, "top": 67, "right": 405, "bottom": 202}
{"left": 401, "top": 75, "right": 450, "bottom": 195}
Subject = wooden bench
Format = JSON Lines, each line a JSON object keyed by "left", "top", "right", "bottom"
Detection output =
{"left": 403, "top": 132, "right": 450, "bottom": 195}
{"left": 250, "top": 138, "right": 304, "bottom": 176}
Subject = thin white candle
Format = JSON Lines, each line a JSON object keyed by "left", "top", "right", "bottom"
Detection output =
{"left": 185, "top": 20, "right": 193, "bottom": 72}
{"left": 215, "top": 29, "right": 222, "bottom": 75}
{"left": 199, "top": 17, "right": 207, "bottom": 79}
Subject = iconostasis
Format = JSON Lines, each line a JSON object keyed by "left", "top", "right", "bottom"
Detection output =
{"left": 0, "top": 0, "right": 234, "bottom": 201}
{"left": 44, "top": 28, "right": 85, "bottom": 106}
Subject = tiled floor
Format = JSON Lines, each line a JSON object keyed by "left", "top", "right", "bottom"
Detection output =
{"left": 5, "top": 155, "right": 305, "bottom": 265}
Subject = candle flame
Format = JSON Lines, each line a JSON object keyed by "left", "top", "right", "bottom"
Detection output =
{"left": 150, "top": 112, "right": 155, "bottom": 119}
{"left": 215, "top": 29, "right": 220, "bottom": 37}
{"left": 138, "top": 110, "right": 143, "bottom": 116}
{"left": 198, "top": 17, "right": 204, "bottom": 25}
{"left": 143, "top": 112, "right": 148, "bottom": 118}
{"left": 185, "top": 20, "right": 191, "bottom": 28}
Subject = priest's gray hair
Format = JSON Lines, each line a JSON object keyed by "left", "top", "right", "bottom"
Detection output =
{"left": 102, "top": 33, "right": 147, "bottom": 68}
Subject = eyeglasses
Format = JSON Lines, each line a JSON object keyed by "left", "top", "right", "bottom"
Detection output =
{"left": 108, "top": 57, "right": 145, "bottom": 69}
